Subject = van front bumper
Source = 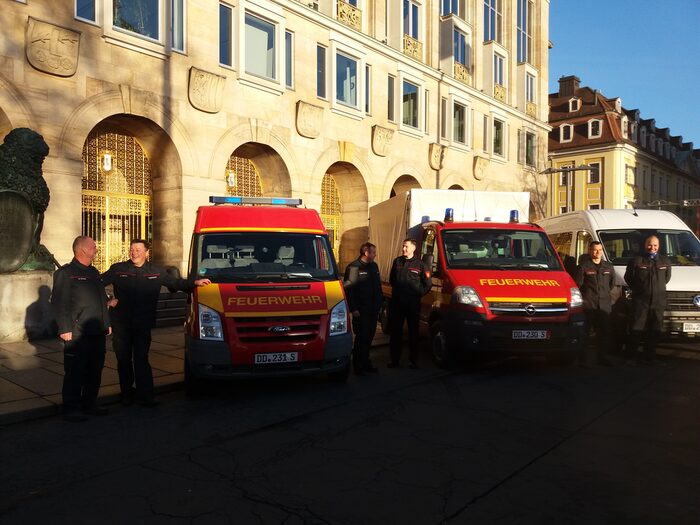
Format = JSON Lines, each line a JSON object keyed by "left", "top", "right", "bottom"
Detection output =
{"left": 185, "top": 333, "right": 352, "bottom": 380}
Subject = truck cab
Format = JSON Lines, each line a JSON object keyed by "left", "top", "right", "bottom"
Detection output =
{"left": 184, "top": 196, "right": 352, "bottom": 389}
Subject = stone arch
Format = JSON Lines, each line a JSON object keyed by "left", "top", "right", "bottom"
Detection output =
{"left": 227, "top": 142, "right": 292, "bottom": 198}
{"left": 0, "top": 75, "right": 36, "bottom": 138}
{"left": 390, "top": 175, "right": 422, "bottom": 198}
{"left": 384, "top": 161, "right": 428, "bottom": 199}
{"left": 448, "top": 184, "right": 465, "bottom": 190}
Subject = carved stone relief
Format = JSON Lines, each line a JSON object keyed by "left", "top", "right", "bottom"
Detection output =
{"left": 26, "top": 18, "right": 80, "bottom": 77}
{"left": 188, "top": 67, "right": 226, "bottom": 114}
{"left": 473, "top": 155, "right": 490, "bottom": 181}
{"left": 371, "top": 125, "right": 393, "bottom": 157}
{"left": 295, "top": 101, "right": 323, "bottom": 138}
{"left": 428, "top": 143, "right": 445, "bottom": 170}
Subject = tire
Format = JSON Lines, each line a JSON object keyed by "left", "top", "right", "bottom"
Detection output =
{"left": 184, "top": 357, "right": 205, "bottom": 396}
{"left": 430, "top": 321, "right": 455, "bottom": 369}
{"left": 328, "top": 362, "right": 351, "bottom": 383}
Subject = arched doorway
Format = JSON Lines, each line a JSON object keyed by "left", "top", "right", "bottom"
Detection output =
{"left": 225, "top": 155, "right": 263, "bottom": 197}
{"left": 226, "top": 142, "right": 291, "bottom": 198}
{"left": 390, "top": 174, "right": 421, "bottom": 198}
{"left": 82, "top": 127, "right": 152, "bottom": 272}
{"left": 320, "top": 173, "right": 341, "bottom": 259}
{"left": 449, "top": 184, "right": 464, "bottom": 190}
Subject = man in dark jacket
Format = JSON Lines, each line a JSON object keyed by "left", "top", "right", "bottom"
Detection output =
{"left": 388, "top": 238, "right": 432, "bottom": 368}
{"left": 102, "top": 239, "right": 210, "bottom": 406}
{"left": 51, "top": 236, "right": 111, "bottom": 422}
{"left": 344, "top": 242, "right": 383, "bottom": 375}
{"left": 624, "top": 235, "right": 672, "bottom": 364}
{"left": 575, "top": 241, "right": 615, "bottom": 366}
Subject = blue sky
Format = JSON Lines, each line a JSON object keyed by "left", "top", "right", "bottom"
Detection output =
{"left": 549, "top": 0, "right": 700, "bottom": 147}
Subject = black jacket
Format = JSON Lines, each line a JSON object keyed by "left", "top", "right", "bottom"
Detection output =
{"left": 575, "top": 258, "right": 615, "bottom": 313}
{"left": 389, "top": 255, "right": 431, "bottom": 299}
{"left": 624, "top": 254, "right": 672, "bottom": 311}
{"left": 102, "top": 260, "right": 196, "bottom": 327}
{"left": 51, "top": 258, "right": 110, "bottom": 337}
{"left": 344, "top": 258, "right": 383, "bottom": 314}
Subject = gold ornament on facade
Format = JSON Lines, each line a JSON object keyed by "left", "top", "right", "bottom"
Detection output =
{"left": 371, "top": 125, "right": 394, "bottom": 157}
{"left": 526, "top": 102, "right": 537, "bottom": 118}
{"left": 494, "top": 84, "right": 506, "bottom": 102}
{"left": 338, "top": 141, "right": 355, "bottom": 162}
{"left": 429, "top": 143, "right": 445, "bottom": 170}
{"left": 337, "top": 1, "right": 362, "bottom": 31}
{"left": 225, "top": 156, "right": 263, "bottom": 197}
{"left": 403, "top": 34, "right": 422, "bottom": 60}
{"left": 453, "top": 63, "right": 471, "bottom": 85}
{"left": 26, "top": 18, "right": 80, "bottom": 77}
{"left": 296, "top": 101, "right": 324, "bottom": 139}
{"left": 188, "top": 67, "right": 226, "bottom": 114}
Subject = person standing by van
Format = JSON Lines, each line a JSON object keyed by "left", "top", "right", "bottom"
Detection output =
{"left": 624, "top": 235, "right": 672, "bottom": 364}
{"left": 344, "top": 242, "right": 383, "bottom": 375}
{"left": 575, "top": 241, "right": 615, "bottom": 366}
{"left": 388, "top": 239, "right": 431, "bottom": 369}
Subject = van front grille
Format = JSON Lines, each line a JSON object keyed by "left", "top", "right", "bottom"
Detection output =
{"left": 488, "top": 302, "right": 568, "bottom": 317}
{"left": 233, "top": 315, "right": 321, "bottom": 343}
{"left": 666, "top": 291, "right": 700, "bottom": 312}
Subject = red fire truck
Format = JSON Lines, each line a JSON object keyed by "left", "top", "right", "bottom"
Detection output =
{"left": 184, "top": 196, "right": 352, "bottom": 390}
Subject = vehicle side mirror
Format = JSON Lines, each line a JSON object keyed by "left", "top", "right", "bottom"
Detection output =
{"left": 344, "top": 265, "right": 359, "bottom": 289}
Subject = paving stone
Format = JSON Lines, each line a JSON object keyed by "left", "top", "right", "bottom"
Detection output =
{"left": 40, "top": 351, "right": 64, "bottom": 364}
{"left": 148, "top": 353, "right": 185, "bottom": 374}
{"left": 0, "top": 368, "right": 64, "bottom": 396}
{"left": 0, "top": 397, "right": 55, "bottom": 422}
{"left": 0, "top": 341, "right": 56, "bottom": 357}
{"left": 0, "top": 355, "right": 50, "bottom": 371}
{"left": 0, "top": 377, "right": 36, "bottom": 402}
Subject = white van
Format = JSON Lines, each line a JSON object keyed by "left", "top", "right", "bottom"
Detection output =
{"left": 537, "top": 209, "right": 700, "bottom": 340}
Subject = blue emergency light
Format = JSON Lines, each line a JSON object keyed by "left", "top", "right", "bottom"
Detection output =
{"left": 444, "top": 208, "right": 454, "bottom": 223}
{"left": 209, "top": 196, "right": 302, "bottom": 206}
{"left": 509, "top": 209, "right": 519, "bottom": 223}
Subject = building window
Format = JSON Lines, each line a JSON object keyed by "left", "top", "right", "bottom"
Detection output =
{"left": 588, "top": 204, "right": 600, "bottom": 210}
{"left": 114, "top": 0, "right": 159, "bottom": 40}
{"left": 588, "top": 162, "right": 601, "bottom": 184}
{"left": 589, "top": 119, "right": 602, "bottom": 138}
{"left": 454, "top": 30, "right": 470, "bottom": 67}
{"left": 365, "top": 65, "right": 371, "bottom": 114}
{"left": 403, "top": 0, "right": 419, "bottom": 39}
{"left": 317, "top": 45, "right": 327, "bottom": 98}
{"left": 388, "top": 75, "right": 395, "bottom": 121}
{"left": 453, "top": 102, "right": 466, "bottom": 144}
{"left": 621, "top": 116, "right": 629, "bottom": 139}
{"left": 482, "top": 115, "right": 489, "bottom": 152}
{"left": 245, "top": 13, "right": 276, "bottom": 81}
{"left": 219, "top": 4, "right": 233, "bottom": 67}
{"left": 76, "top": 0, "right": 96, "bottom": 22}
{"left": 559, "top": 172, "right": 570, "bottom": 187}
{"left": 516, "top": 0, "right": 532, "bottom": 63}
{"left": 440, "top": 98, "right": 448, "bottom": 139}
{"left": 442, "top": 0, "right": 461, "bottom": 17}
{"left": 285, "top": 31, "right": 293, "bottom": 88}
{"left": 424, "top": 89, "right": 430, "bottom": 132}
{"left": 484, "top": 0, "right": 502, "bottom": 43}
{"left": 402, "top": 80, "right": 419, "bottom": 128}
{"left": 525, "top": 131, "right": 536, "bottom": 167}
{"left": 559, "top": 206, "right": 568, "bottom": 215}
{"left": 569, "top": 98, "right": 580, "bottom": 112}
{"left": 493, "top": 53, "right": 504, "bottom": 86}
{"left": 335, "top": 52, "right": 358, "bottom": 107}
{"left": 171, "top": 0, "right": 184, "bottom": 51}
{"left": 560, "top": 124, "right": 572, "bottom": 143}
{"left": 493, "top": 118, "right": 504, "bottom": 156}
{"left": 525, "top": 73, "right": 535, "bottom": 103}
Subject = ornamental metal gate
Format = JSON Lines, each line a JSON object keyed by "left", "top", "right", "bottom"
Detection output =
{"left": 225, "top": 155, "right": 263, "bottom": 197}
{"left": 320, "top": 173, "right": 341, "bottom": 259}
{"left": 81, "top": 131, "right": 152, "bottom": 272}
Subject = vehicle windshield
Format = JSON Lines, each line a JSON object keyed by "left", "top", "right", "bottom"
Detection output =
{"left": 442, "top": 229, "right": 563, "bottom": 271}
{"left": 598, "top": 229, "right": 700, "bottom": 267}
{"left": 192, "top": 232, "right": 338, "bottom": 283}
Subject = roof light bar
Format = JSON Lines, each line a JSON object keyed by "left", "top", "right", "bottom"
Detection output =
{"left": 209, "top": 196, "right": 302, "bottom": 206}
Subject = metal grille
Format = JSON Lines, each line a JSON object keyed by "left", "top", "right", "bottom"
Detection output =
{"left": 81, "top": 131, "right": 152, "bottom": 272}
{"left": 488, "top": 302, "right": 569, "bottom": 318}
{"left": 233, "top": 315, "right": 321, "bottom": 344}
{"left": 225, "top": 156, "right": 263, "bottom": 197}
{"left": 320, "top": 174, "right": 341, "bottom": 259}
{"left": 667, "top": 291, "right": 700, "bottom": 311}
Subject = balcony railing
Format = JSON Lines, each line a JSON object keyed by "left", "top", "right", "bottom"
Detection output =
{"left": 453, "top": 62, "right": 470, "bottom": 85}
{"left": 403, "top": 34, "right": 422, "bottom": 60}
{"left": 494, "top": 83, "right": 506, "bottom": 102}
{"left": 337, "top": 1, "right": 361, "bottom": 31}
{"left": 526, "top": 102, "right": 537, "bottom": 118}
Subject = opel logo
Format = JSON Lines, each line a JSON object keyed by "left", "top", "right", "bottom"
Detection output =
{"left": 525, "top": 304, "right": 537, "bottom": 316}
{"left": 693, "top": 295, "right": 700, "bottom": 308}
{"left": 269, "top": 326, "right": 290, "bottom": 333}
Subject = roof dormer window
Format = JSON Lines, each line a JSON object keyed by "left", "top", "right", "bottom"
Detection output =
{"left": 664, "top": 142, "right": 670, "bottom": 159}
{"left": 568, "top": 98, "right": 580, "bottom": 112}
{"left": 588, "top": 119, "right": 602, "bottom": 139}
{"left": 621, "top": 116, "right": 629, "bottom": 139}
{"left": 614, "top": 98, "right": 622, "bottom": 112}
{"left": 656, "top": 138, "right": 663, "bottom": 154}
{"left": 560, "top": 123, "right": 573, "bottom": 143}
{"left": 640, "top": 127, "right": 646, "bottom": 145}
{"left": 649, "top": 134, "right": 655, "bottom": 152}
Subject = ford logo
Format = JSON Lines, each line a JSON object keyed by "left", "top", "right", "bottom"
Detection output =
{"left": 525, "top": 304, "right": 537, "bottom": 316}
{"left": 693, "top": 295, "right": 700, "bottom": 308}
{"left": 269, "top": 325, "right": 290, "bottom": 333}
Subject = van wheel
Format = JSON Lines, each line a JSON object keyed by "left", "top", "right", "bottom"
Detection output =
{"left": 328, "top": 362, "right": 350, "bottom": 383}
{"left": 431, "top": 321, "right": 455, "bottom": 369}
{"left": 184, "top": 357, "right": 204, "bottom": 396}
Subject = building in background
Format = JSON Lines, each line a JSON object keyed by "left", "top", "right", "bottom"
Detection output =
{"left": 548, "top": 75, "right": 700, "bottom": 232}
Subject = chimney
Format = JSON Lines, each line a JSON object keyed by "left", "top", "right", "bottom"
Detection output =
{"left": 558, "top": 75, "right": 580, "bottom": 97}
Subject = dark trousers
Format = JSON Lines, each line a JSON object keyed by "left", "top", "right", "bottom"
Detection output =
{"left": 628, "top": 307, "right": 663, "bottom": 361}
{"left": 112, "top": 321, "right": 153, "bottom": 400}
{"left": 583, "top": 309, "right": 611, "bottom": 362}
{"left": 352, "top": 311, "right": 378, "bottom": 371}
{"left": 389, "top": 297, "right": 420, "bottom": 365}
{"left": 62, "top": 334, "right": 106, "bottom": 413}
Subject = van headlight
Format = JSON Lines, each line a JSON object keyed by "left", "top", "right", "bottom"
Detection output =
{"left": 199, "top": 304, "right": 223, "bottom": 341}
{"left": 570, "top": 287, "right": 583, "bottom": 308}
{"left": 329, "top": 300, "right": 348, "bottom": 336}
{"left": 452, "top": 286, "right": 483, "bottom": 308}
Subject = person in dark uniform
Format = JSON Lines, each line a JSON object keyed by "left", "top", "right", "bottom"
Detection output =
{"left": 575, "top": 241, "right": 615, "bottom": 366}
{"left": 343, "top": 242, "right": 383, "bottom": 375}
{"left": 51, "top": 236, "right": 111, "bottom": 422}
{"left": 624, "top": 235, "right": 672, "bottom": 364}
{"left": 102, "top": 239, "right": 210, "bottom": 406}
{"left": 388, "top": 238, "right": 431, "bottom": 369}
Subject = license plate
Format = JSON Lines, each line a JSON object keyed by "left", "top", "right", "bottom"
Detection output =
{"left": 512, "top": 330, "right": 550, "bottom": 340}
{"left": 682, "top": 322, "right": 700, "bottom": 333}
{"left": 254, "top": 352, "right": 299, "bottom": 364}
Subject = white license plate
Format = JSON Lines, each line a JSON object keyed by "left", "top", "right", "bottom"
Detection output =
{"left": 682, "top": 322, "right": 700, "bottom": 333}
{"left": 254, "top": 352, "right": 299, "bottom": 364}
{"left": 512, "top": 330, "right": 550, "bottom": 340}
